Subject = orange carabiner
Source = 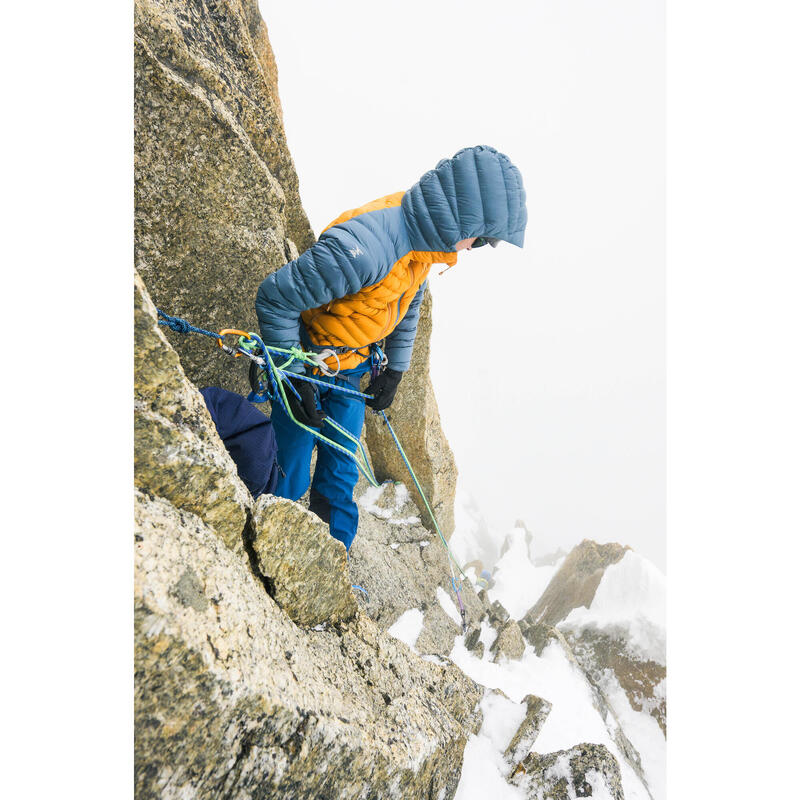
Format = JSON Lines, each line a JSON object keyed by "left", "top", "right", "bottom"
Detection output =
{"left": 217, "top": 329, "right": 251, "bottom": 357}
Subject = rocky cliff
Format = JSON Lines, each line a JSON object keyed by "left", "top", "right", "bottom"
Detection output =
{"left": 134, "top": 0, "right": 455, "bottom": 531}
{"left": 134, "top": 2, "right": 655, "bottom": 798}
{"left": 134, "top": 272, "right": 484, "bottom": 798}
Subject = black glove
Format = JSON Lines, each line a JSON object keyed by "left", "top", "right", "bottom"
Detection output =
{"left": 365, "top": 368, "right": 403, "bottom": 411}
{"left": 285, "top": 374, "right": 326, "bottom": 427}
{"left": 248, "top": 360, "right": 273, "bottom": 398}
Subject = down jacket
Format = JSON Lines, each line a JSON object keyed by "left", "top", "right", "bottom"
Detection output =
{"left": 255, "top": 145, "right": 527, "bottom": 373}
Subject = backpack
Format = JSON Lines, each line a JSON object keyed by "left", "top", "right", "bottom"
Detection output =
{"left": 199, "top": 387, "right": 279, "bottom": 498}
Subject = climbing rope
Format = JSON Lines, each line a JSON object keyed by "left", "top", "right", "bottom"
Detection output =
{"left": 377, "top": 410, "right": 469, "bottom": 633}
{"left": 158, "top": 309, "right": 378, "bottom": 485}
{"left": 156, "top": 308, "right": 471, "bottom": 629}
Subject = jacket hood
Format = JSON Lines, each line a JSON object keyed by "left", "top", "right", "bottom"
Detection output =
{"left": 401, "top": 145, "right": 527, "bottom": 252}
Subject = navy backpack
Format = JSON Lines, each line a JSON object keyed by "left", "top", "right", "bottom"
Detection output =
{"left": 199, "top": 387, "right": 279, "bottom": 498}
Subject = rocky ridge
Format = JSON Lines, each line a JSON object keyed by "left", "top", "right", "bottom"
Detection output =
{"left": 133, "top": 1, "right": 652, "bottom": 797}
{"left": 135, "top": 272, "right": 484, "bottom": 799}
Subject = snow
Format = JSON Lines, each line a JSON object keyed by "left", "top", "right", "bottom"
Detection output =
{"left": 453, "top": 691, "right": 528, "bottom": 800}
{"left": 449, "top": 486, "right": 502, "bottom": 569}
{"left": 454, "top": 731, "right": 526, "bottom": 800}
{"left": 450, "top": 541, "right": 666, "bottom": 800}
{"left": 597, "top": 671, "right": 666, "bottom": 800}
{"left": 386, "top": 608, "right": 424, "bottom": 651}
{"left": 562, "top": 550, "right": 666, "bottom": 664}
{"left": 436, "top": 586, "right": 462, "bottom": 628}
{"left": 479, "top": 691, "right": 528, "bottom": 755}
{"left": 387, "top": 489, "right": 666, "bottom": 800}
{"left": 451, "top": 637, "right": 654, "bottom": 800}
{"left": 358, "top": 482, "right": 420, "bottom": 526}
{"left": 488, "top": 528, "right": 563, "bottom": 619}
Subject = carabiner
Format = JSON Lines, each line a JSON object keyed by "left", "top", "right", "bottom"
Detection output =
{"left": 217, "top": 329, "right": 253, "bottom": 357}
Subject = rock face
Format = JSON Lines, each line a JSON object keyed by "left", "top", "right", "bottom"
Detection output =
{"left": 349, "top": 481, "right": 484, "bottom": 658}
{"left": 518, "top": 540, "right": 664, "bottom": 796}
{"left": 134, "top": 270, "right": 251, "bottom": 551}
{"left": 490, "top": 620, "right": 526, "bottom": 663}
{"left": 504, "top": 694, "right": 553, "bottom": 767}
{"left": 135, "top": 490, "right": 482, "bottom": 799}
{"left": 251, "top": 495, "right": 358, "bottom": 628}
{"left": 134, "top": 271, "right": 483, "bottom": 799}
{"left": 511, "top": 743, "right": 624, "bottom": 800}
{"left": 134, "top": 0, "right": 457, "bottom": 531}
{"left": 568, "top": 627, "right": 667, "bottom": 737}
{"left": 134, "top": 0, "right": 314, "bottom": 396}
{"left": 364, "top": 290, "right": 458, "bottom": 539}
{"left": 522, "top": 539, "right": 629, "bottom": 628}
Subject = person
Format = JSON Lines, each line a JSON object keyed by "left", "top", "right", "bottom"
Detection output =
{"left": 255, "top": 145, "right": 527, "bottom": 550}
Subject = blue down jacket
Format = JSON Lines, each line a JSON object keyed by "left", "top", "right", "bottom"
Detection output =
{"left": 255, "top": 145, "right": 527, "bottom": 373}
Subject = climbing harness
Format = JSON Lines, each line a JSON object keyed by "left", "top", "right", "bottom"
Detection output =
{"left": 156, "top": 308, "right": 470, "bottom": 631}
{"left": 158, "top": 310, "right": 378, "bottom": 485}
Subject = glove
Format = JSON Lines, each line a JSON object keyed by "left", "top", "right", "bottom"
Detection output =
{"left": 365, "top": 368, "right": 403, "bottom": 411}
{"left": 285, "top": 374, "right": 326, "bottom": 427}
{"left": 248, "top": 360, "right": 273, "bottom": 399}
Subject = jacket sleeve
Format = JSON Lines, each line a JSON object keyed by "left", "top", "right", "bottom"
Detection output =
{"left": 383, "top": 281, "right": 427, "bottom": 372}
{"left": 255, "top": 220, "right": 397, "bottom": 373}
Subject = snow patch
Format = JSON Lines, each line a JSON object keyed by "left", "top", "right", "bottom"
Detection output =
{"left": 358, "top": 482, "right": 420, "bottom": 525}
{"left": 562, "top": 551, "right": 666, "bottom": 664}
{"left": 450, "top": 636, "right": 654, "bottom": 800}
{"left": 436, "top": 586, "right": 462, "bottom": 628}
{"left": 489, "top": 531, "right": 562, "bottom": 619}
{"left": 387, "top": 608, "right": 424, "bottom": 651}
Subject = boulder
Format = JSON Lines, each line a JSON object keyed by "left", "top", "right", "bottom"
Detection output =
{"left": 250, "top": 495, "right": 358, "bottom": 627}
{"left": 364, "top": 290, "right": 458, "bottom": 540}
{"left": 134, "top": 270, "right": 250, "bottom": 551}
{"left": 490, "top": 620, "right": 526, "bottom": 663}
{"left": 488, "top": 599, "right": 511, "bottom": 627}
{"left": 134, "top": 0, "right": 314, "bottom": 396}
{"left": 464, "top": 626, "right": 482, "bottom": 652}
{"left": 503, "top": 694, "right": 553, "bottom": 767}
{"left": 135, "top": 489, "right": 483, "bottom": 799}
{"left": 511, "top": 743, "right": 624, "bottom": 800}
{"left": 521, "top": 539, "right": 629, "bottom": 628}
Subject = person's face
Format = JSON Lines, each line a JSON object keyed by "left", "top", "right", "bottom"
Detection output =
{"left": 454, "top": 237, "right": 478, "bottom": 251}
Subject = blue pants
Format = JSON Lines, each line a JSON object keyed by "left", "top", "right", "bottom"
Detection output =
{"left": 271, "top": 360, "right": 370, "bottom": 550}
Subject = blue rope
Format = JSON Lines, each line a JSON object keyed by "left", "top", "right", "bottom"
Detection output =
{"left": 156, "top": 309, "right": 222, "bottom": 340}
{"left": 351, "top": 584, "right": 370, "bottom": 603}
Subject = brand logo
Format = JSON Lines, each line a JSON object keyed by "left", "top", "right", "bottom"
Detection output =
{"left": 349, "top": 245, "right": 363, "bottom": 258}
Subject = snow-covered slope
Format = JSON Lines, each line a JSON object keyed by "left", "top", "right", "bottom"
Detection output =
{"left": 443, "top": 493, "right": 667, "bottom": 800}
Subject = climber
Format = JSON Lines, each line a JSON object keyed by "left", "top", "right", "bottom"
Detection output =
{"left": 255, "top": 145, "right": 527, "bottom": 551}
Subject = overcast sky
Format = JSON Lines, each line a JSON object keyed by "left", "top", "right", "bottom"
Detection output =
{"left": 260, "top": 0, "right": 665, "bottom": 569}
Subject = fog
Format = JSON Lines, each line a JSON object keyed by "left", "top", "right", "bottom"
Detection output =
{"left": 260, "top": 0, "right": 665, "bottom": 569}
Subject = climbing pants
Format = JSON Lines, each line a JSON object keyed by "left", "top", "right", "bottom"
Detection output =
{"left": 270, "top": 359, "right": 371, "bottom": 550}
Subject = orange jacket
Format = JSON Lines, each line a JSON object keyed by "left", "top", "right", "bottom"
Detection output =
{"left": 300, "top": 192, "right": 456, "bottom": 370}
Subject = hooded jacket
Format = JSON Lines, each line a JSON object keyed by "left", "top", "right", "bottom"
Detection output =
{"left": 255, "top": 145, "right": 527, "bottom": 373}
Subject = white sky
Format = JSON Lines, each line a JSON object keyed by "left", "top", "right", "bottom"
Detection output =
{"left": 260, "top": 0, "right": 665, "bottom": 569}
